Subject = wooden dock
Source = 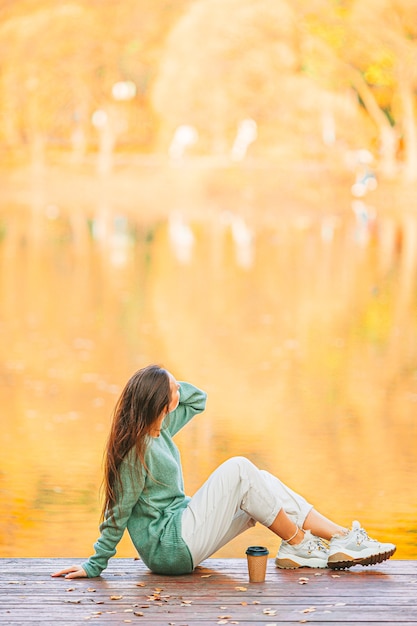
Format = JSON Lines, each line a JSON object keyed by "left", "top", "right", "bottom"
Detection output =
{"left": 1, "top": 558, "right": 416, "bottom": 625}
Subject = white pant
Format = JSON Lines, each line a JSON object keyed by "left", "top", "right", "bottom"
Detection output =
{"left": 181, "top": 456, "right": 313, "bottom": 567}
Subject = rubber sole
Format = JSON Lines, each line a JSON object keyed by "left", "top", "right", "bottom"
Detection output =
{"left": 328, "top": 547, "right": 396, "bottom": 570}
{"left": 275, "top": 557, "right": 328, "bottom": 569}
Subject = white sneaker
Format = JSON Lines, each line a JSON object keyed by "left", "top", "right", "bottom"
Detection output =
{"left": 328, "top": 520, "right": 396, "bottom": 569}
{"left": 275, "top": 530, "right": 329, "bottom": 569}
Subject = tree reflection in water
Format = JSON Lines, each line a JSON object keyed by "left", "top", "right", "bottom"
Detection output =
{"left": 0, "top": 192, "right": 416, "bottom": 560}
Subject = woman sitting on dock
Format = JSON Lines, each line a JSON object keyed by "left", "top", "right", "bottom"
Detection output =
{"left": 52, "top": 365, "right": 395, "bottom": 579}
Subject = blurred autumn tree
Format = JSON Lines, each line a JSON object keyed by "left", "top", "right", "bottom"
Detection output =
{"left": 152, "top": 0, "right": 375, "bottom": 160}
{"left": 303, "top": 0, "right": 417, "bottom": 179}
{"left": 153, "top": 0, "right": 417, "bottom": 180}
{"left": 0, "top": 0, "right": 416, "bottom": 180}
{"left": 0, "top": 0, "right": 192, "bottom": 159}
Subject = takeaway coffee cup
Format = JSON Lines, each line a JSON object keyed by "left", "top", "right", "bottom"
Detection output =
{"left": 245, "top": 546, "right": 269, "bottom": 582}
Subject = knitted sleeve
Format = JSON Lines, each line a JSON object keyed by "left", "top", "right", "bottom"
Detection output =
{"left": 166, "top": 382, "right": 207, "bottom": 436}
{"left": 82, "top": 453, "right": 145, "bottom": 577}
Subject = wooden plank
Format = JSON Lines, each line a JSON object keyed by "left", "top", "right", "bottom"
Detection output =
{"left": 0, "top": 559, "right": 416, "bottom": 625}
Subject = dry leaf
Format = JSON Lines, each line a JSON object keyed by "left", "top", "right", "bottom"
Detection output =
{"left": 263, "top": 609, "right": 277, "bottom": 615}
{"left": 252, "top": 601, "right": 260, "bottom": 605}
{"left": 124, "top": 609, "right": 133, "bottom": 613}
{"left": 217, "top": 621, "right": 229, "bottom": 625}
{"left": 135, "top": 582, "right": 145, "bottom": 587}
{"left": 301, "top": 607, "right": 316, "bottom": 614}
{"left": 218, "top": 616, "right": 231, "bottom": 620}
{"left": 331, "top": 574, "right": 340, "bottom": 578}
{"left": 66, "top": 587, "right": 76, "bottom": 592}
{"left": 134, "top": 612, "right": 144, "bottom": 617}
{"left": 110, "top": 595, "right": 123, "bottom": 600}
{"left": 65, "top": 599, "right": 81, "bottom": 604}
{"left": 235, "top": 586, "right": 247, "bottom": 591}
{"left": 240, "top": 602, "right": 247, "bottom": 606}
{"left": 299, "top": 620, "right": 307, "bottom": 624}
{"left": 201, "top": 574, "right": 212, "bottom": 578}
{"left": 87, "top": 588, "right": 96, "bottom": 592}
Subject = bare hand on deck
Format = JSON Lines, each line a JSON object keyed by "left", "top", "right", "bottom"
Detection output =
{"left": 51, "top": 565, "right": 87, "bottom": 579}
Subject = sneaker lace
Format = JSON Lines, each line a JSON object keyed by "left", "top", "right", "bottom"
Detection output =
{"left": 354, "top": 526, "right": 375, "bottom": 545}
{"left": 306, "top": 536, "right": 328, "bottom": 553}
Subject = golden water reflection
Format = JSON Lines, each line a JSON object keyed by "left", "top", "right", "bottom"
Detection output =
{"left": 0, "top": 197, "right": 416, "bottom": 561}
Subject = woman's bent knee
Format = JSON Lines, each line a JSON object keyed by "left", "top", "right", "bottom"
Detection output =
{"left": 225, "top": 456, "right": 255, "bottom": 468}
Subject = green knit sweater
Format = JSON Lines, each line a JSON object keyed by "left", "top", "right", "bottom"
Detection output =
{"left": 82, "top": 382, "right": 207, "bottom": 577}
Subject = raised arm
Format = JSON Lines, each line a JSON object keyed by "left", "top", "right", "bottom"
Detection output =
{"left": 166, "top": 381, "right": 207, "bottom": 436}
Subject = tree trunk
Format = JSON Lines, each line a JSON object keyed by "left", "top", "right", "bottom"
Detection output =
{"left": 398, "top": 78, "right": 417, "bottom": 183}
{"left": 349, "top": 67, "right": 398, "bottom": 178}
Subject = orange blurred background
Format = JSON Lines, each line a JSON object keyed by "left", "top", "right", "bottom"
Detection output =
{"left": 0, "top": 0, "right": 416, "bottom": 562}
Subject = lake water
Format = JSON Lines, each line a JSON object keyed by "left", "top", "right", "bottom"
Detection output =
{"left": 0, "top": 167, "right": 416, "bottom": 562}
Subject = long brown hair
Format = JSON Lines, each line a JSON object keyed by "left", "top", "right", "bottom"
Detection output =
{"left": 101, "top": 365, "right": 171, "bottom": 521}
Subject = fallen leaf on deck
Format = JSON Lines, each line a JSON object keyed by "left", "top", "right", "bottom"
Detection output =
{"left": 218, "top": 616, "right": 231, "bottom": 619}
{"left": 134, "top": 612, "right": 144, "bottom": 617}
{"left": 235, "top": 586, "right": 247, "bottom": 591}
{"left": 65, "top": 599, "right": 81, "bottom": 604}
{"left": 110, "top": 595, "right": 123, "bottom": 600}
{"left": 66, "top": 587, "right": 76, "bottom": 592}
{"left": 87, "top": 588, "right": 96, "bottom": 592}
{"left": 331, "top": 574, "right": 340, "bottom": 578}
{"left": 201, "top": 574, "right": 212, "bottom": 578}
{"left": 301, "top": 607, "right": 316, "bottom": 614}
{"left": 240, "top": 602, "right": 247, "bottom": 606}
{"left": 252, "top": 601, "right": 260, "bottom": 605}
{"left": 217, "top": 621, "right": 229, "bottom": 625}
{"left": 135, "top": 582, "right": 145, "bottom": 587}
{"left": 263, "top": 609, "right": 277, "bottom": 615}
